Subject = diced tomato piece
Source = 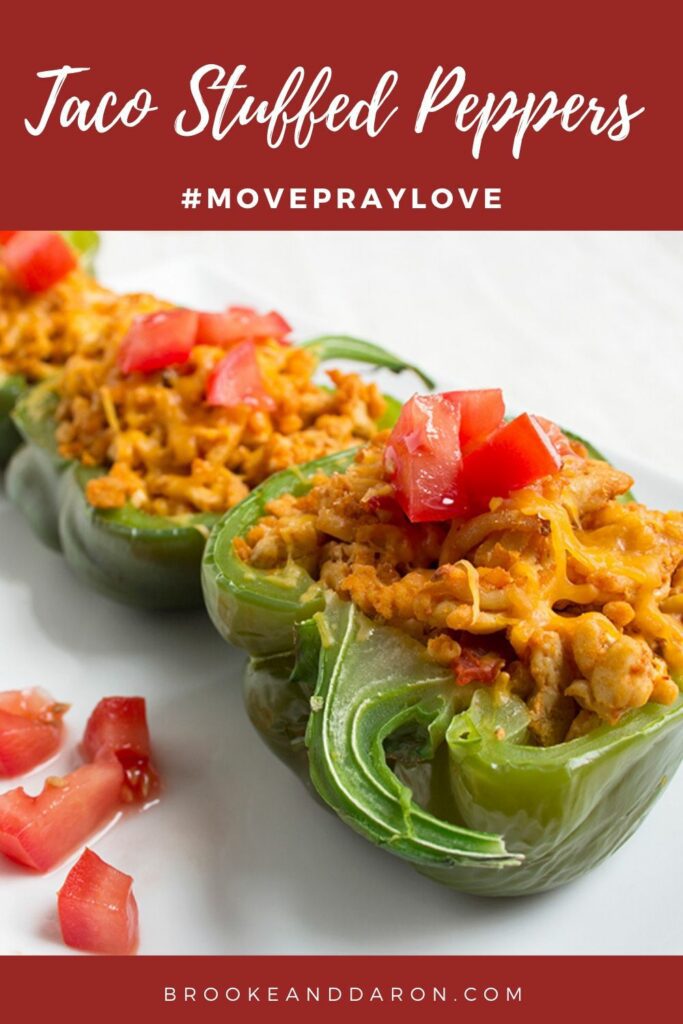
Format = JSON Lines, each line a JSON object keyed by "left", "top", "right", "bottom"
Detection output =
{"left": 206, "top": 339, "right": 276, "bottom": 411}
{"left": 117, "top": 309, "right": 199, "bottom": 374}
{"left": 463, "top": 413, "right": 562, "bottom": 513}
{"left": 0, "top": 760, "right": 124, "bottom": 872}
{"left": 453, "top": 649, "right": 504, "bottom": 687}
{"left": 196, "top": 306, "right": 292, "bottom": 347}
{"left": 1, "top": 231, "right": 77, "bottom": 292}
{"left": 251, "top": 310, "right": 292, "bottom": 344}
{"left": 384, "top": 393, "right": 470, "bottom": 522}
{"left": 196, "top": 311, "right": 244, "bottom": 347}
{"left": 83, "top": 697, "right": 159, "bottom": 803}
{"left": 0, "top": 688, "right": 69, "bottom": 777}
{"left": 443, "top": 389, "right": 505, "bottom": 447}
{"left": 0, "top": 231, "right": 17, "bottom": 245}
{"left": 534, "top": 415, "right": 580, "bottom": 458}
{"left": 58, "top": 848, "right": 139, "bottom": 955}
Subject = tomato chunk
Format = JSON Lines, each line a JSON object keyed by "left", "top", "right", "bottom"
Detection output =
{"left": 58, "top": 848, "right": 139, "bottom": 955}
{"left": 0, "top": 231, "right": 17, "bottom": 245}
{"left": 196, "top": 306, "right": 291, "bottom": 347}
{"left": 385, "top": 393, "right": 469, "bottom": 522}
{"left": 463, "top": 413, "right": 562, "bottom": 513}
{"left": 443, "top": 389, "right": 505, "bottom": 447}
{"left": 0, "top": 688, "right": 69, "bottom": 777}
{"left": 1, "top": 231, "right": 77, "bottom": 292}
{"left": 386, "top": 394, "right": 564, "bottom": 523}
{"left": 117, "top": 309, "right": 199, "bottom": 374}
{"left": 206, "top": 339, "right": 276, "bottom": 411}
{"left": 254, "top": 310, "right": 292, "bottom": 344}
{"left": 83, "top": 697, "right": 159, "bottom": 803}
{"left": 534, "top": 415, "right": 580, "bottom": 458}
{"left": 0, "top": 760, "right": 124, "bottom": 872}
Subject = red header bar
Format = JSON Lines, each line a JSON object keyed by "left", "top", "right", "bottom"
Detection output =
{"left": 1, "top": 0, "right": 681, "bottom": 228}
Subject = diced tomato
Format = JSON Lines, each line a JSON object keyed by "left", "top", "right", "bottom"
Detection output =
{"left": 117, "top": 309, "right": 199, "bottom": 374}
{"left": 83, "top": 697, "right": 159, "bottom": 803}
{"left": 0, "top": 688, "right": 69, "bottom": 777}
{"left": 443, "top": 389, "right": 505, "bottom": 447}
{"left": 534, "top": 415, "right": 578, "bottom": 458}
{"left": 256, "top": 310, "right": 292, "bottom": 343}
{"left": 385, "top": 393, "right": 564, "bottom": 524}
{"left": 0, "top": 760, "right": 124, "bottom": 872}
{"left": 206, "top": 339, "right": 276, "bottom": 411}
{"left": 0, "top": 231, "right": 17, "bottom": 245}
{"left": 196, "top": 306, "right": 291, "bottom": 347}
{"left": 1, "top": 231, "right": 77, "bottom": 292}
{"left": 384, "top": 393, "right": 470, "bottom": 522}
{"left": 58, "top": 848, "right": 139, "bottom": 955}
{"left": 463, "top": 413, "right": 562, "bottom": 513}
{"left": 453, "top": 649, "right": 504, "bottom": 687}
{"left": 196, "top": 311, "right": 244, "bottom": 347}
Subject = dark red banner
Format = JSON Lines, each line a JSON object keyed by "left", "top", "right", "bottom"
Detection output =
{"left": 0, "top": 955, "right": 678, "bottom": 1021}
{"left": 0, "top": 0, "right": 680, "bottom": 228}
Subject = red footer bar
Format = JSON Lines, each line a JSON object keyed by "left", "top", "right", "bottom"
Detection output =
{"left": 0, "top": 956, "right": 675, "bottom": 1021}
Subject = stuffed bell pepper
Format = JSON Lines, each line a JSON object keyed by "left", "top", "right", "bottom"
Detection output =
{"left": 203, "top": 389, "right": 683, "bottom": 896}
{"left": 0, "top": 231, "right": 99, "bottom": 465}
{"left": 5, "top": 256, "right": 433, "bottom": 608}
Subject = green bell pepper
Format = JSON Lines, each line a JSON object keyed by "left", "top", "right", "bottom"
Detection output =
{"left": 7, "top": 340, "right": 420, "bottom": 609}
{"left": 202, "top": 452, "right": 353, "bottom": 655}
{"left": 8, "top": 383, "right": 214, "bottom": 604}
{"left": 5, "top": 382, "right": 70, "bottom": 549}
{"left": 0, "top": 232, "right": 100, "bottom": 468}
{"left": 60, "top": 231, "right": 100, "bottom": 274}
{"left": 300, "top": 335, "right": 436, "bottom": 390}
{"left": 202, "top": 449, "right": 683, "bottom": 896}
{"left": 0, "top": 373, "right": 28, "bottom": 467}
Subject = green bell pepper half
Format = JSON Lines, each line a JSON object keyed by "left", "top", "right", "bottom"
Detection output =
{"left": 0, "top": 232, "right": 100, "bottom": 468}
{"left": 203, "top": 450, "right": 355, "bottom": 655}
{"left": 300, "top": 335, "right": 436, "bottom": 390}
{"left": 202, "top": 448, "right": 683, "bottom": 896}
{"left": 0, "top": 373, "right": 28, "bottom": 467}
{"left": 60, "top": 231, "right": 100, "bottom": 274}
{"left": 6, "top": 337, "right": 420, "bottom": 608}
{"left": 5, "top": 382, "right": 70, "bottom": 549}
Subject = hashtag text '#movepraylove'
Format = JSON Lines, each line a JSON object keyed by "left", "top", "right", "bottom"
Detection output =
{"left": 180, "top": 186, "right": 503, "bottom": 212}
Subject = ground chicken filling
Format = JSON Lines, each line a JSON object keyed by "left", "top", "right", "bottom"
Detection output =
{"left": 238, "top": 435, "right": 683, "bottom": 746}
{"left": 1, "top": 263, "right": 387, "bottom": 517}
{"left": 54, "top": 326, "right": 386, "bottom": 520}
{"left": 0, "top": 266, "right": 163, "bottom": 382}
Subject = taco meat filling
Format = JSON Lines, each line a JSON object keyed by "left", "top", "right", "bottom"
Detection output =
{"left": 1, "top": 265, "right": 163, "bottom": 383}
{"left": 238, "top": 435, "right": 683, "bottom": 746}
{"left": 55, "top": 342, "right": 386, "bottom": 518}
{"left": 2, "top": 264, "right": 387, "bottom": 517}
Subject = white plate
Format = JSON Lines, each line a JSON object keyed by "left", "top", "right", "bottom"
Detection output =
{"left": 1, "top": 258, "right": 682, "bottom": 956}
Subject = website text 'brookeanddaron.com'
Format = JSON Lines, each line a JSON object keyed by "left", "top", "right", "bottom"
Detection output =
{"left": 163, "top": 983, "right": 523, "bottom": 1005}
